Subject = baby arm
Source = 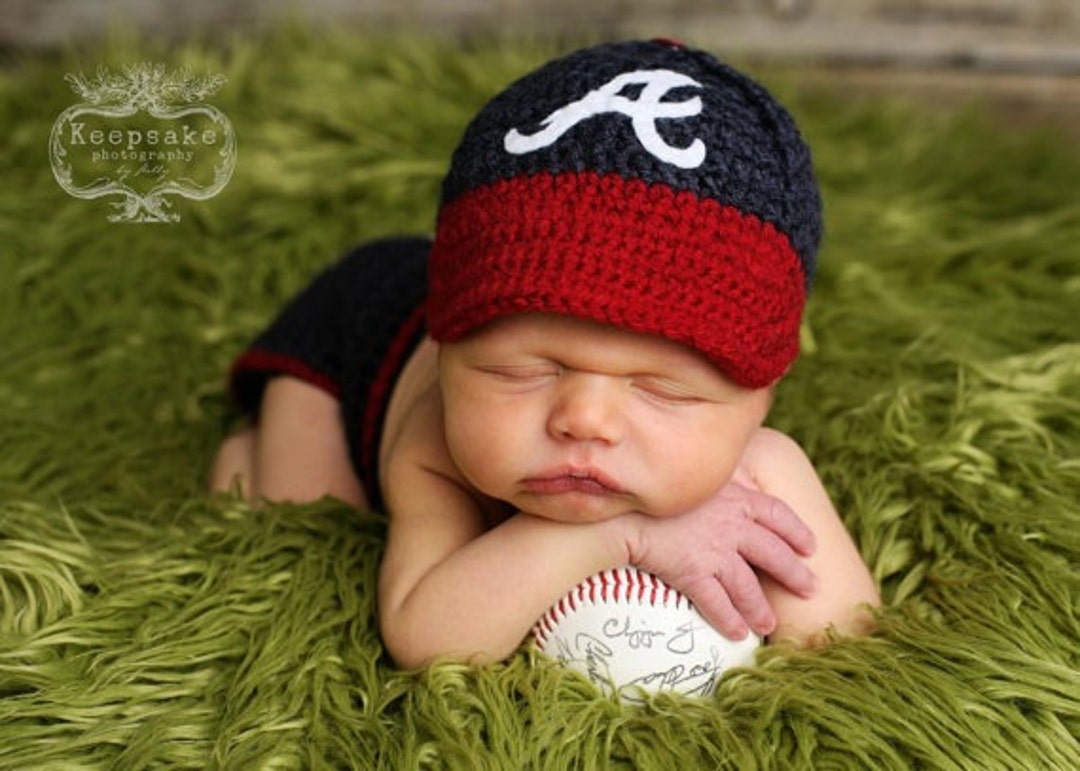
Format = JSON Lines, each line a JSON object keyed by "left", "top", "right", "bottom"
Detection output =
{"left": 377, "top": 434, "right": 627, "bottom": 668}
{"left": 378, "top": 424, "right": 822, "bottom": 666}
{"left": 624, "top": 428, "right": 876, "bottom": 645}
{"left": 749, "top": 428, "right": 880, "bottom": 642}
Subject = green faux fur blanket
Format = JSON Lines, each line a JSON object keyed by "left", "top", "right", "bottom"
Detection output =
{"left": 2, "top": 27, "right": 1078, "bottom": 769}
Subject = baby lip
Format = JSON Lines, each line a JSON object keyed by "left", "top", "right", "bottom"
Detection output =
{"left": 522, "top": 467, "right": 624, "bottom": 495}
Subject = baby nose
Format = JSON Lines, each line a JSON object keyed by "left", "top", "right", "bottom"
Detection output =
{"left": 547, "top": 375, "right": 624, "bottom": 444}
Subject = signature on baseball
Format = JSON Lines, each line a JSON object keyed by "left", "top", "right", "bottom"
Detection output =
{"left": 551, "top": 613, "right": 723, "bottom": 696}
{"left": 601, "top": 615, "right": 702, "bottom": 654}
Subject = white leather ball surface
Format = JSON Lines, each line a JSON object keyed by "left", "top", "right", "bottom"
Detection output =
{"left": 533, "top": 566, "right": 761, "bottom": 699}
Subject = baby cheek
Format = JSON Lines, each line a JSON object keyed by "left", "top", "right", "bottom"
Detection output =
{"left": 443, "top": 403, "right": 524, "bottom": 495}
{"left": 649, "top": 435, "right": 743, "bottom": 512}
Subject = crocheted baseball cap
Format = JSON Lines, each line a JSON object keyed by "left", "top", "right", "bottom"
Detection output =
{"left": 427, "top": 39, "right": 822, "bottom": 388}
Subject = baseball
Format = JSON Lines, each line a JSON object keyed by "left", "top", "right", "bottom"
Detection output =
{"left": 533, "top": 566, "right": 761, "bottom": 699}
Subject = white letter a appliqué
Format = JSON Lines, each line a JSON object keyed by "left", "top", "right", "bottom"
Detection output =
{"left": 503, "top": 69, "right": 706, "bottom": 169}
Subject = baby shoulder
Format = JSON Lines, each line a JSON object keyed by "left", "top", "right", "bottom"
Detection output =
{"left": 739, "top": 427, "right": 825, "bottom": 496}
{"left": 744, "top": 426, "right": 812, "bottom": 469}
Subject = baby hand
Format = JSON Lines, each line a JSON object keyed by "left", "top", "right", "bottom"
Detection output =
{"left": 625, "top": 481, "right": 817, "bottom": 639}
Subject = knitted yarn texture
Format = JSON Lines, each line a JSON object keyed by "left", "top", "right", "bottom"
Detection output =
{"left": 427, "top": 39, "right": 823, "bottom": 388}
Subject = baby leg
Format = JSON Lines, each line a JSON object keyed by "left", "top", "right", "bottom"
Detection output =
{"left": 209, "top": 426, "right": 256, "bottom": 498}
{"left": 209, "top": 377, "right": 369, "bottom": 508}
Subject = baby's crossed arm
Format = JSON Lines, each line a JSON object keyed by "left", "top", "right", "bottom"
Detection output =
{"left": 377, "top": 418, "right": 855, "bottom": 667}
{"left": 629, "top": 428, "right": 878, "bottom": 644}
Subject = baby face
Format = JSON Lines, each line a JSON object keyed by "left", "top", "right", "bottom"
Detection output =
{"left": 438, "top": 314, "right": 772, "bottom": 523}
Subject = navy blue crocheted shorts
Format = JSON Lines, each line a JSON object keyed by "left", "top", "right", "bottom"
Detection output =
{"left": 229, "top": 236, "right": 430, "bottom": 509}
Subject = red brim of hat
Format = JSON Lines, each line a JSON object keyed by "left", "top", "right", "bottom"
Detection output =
{"left": 427, "top": 170, "right": 805, "bottom": 389}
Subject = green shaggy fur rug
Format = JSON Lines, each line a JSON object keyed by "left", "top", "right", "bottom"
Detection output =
{"left": 2, "top": 27, "right": 1079, "bottom": 769}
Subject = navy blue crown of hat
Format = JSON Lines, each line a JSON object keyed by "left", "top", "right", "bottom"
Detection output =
{"left": 438, "top": 39, "right": 823, "bottom": 288}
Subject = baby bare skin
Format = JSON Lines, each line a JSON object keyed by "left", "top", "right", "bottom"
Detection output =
{"left": 213, "top": 313, "right": 879, "bottom": 668}
{"left": 372, "top": 314, "right": 879, "bottom": 668}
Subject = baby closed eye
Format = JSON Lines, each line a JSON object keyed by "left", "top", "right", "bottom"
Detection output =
{"left": 629, "top": 377, "right": 711, "bottom": 406}
{"left": 476, "top": 364, "right": 561, "bottom": 383}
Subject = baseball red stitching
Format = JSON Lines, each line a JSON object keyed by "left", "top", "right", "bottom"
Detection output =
{"left": 532, "top": 567, "right": 693, "bottom": 648}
